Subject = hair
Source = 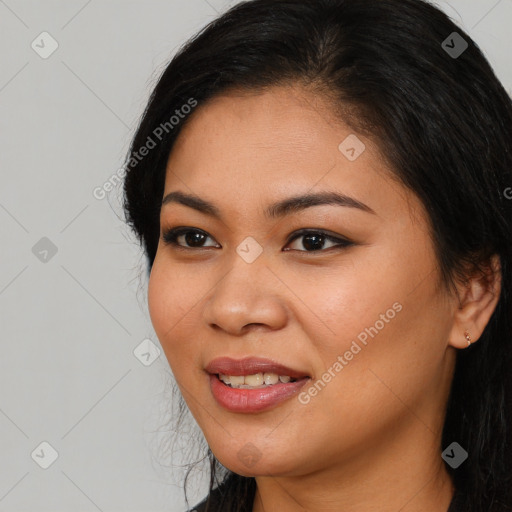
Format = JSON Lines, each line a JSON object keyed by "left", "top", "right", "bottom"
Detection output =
{"left": 122, "top": 0, "right": 512, "bottom": 510}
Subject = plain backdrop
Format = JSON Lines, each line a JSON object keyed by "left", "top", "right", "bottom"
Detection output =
{"left": 1, "top": 1, "right": 511, "bottom": 511}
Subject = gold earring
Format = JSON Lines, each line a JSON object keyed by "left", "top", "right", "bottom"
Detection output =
{"left": 464, "top": 330, "right": 472, "bottom": 347}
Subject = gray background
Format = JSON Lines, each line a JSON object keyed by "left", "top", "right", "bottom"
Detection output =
{"left": 0, "top": 1, "right": 511, "bottom": 511}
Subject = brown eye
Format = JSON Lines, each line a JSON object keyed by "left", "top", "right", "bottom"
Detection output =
{"left": 162, "top": 228, "right": 220, "bottom": 249}
{"left": 284, "top": 230, "right": 354, "bottom": 252}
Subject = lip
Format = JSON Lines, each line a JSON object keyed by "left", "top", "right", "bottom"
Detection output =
{"left": 205, "top": 357, "right": 311, "bottom": 413}
{"left": 208, "top": 374, "right": 310, "bottom": 413}
{"left": 205, "top": 356, "right": 310, "bottom": 379}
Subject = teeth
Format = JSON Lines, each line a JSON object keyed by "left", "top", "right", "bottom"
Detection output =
{"left": 264, "top": 373, "right": 279, "bottom": 385}
{"left": 228, "top": 375, "right": 245, "bottom": 386}
{"left": 244, "top": 373, "right": 263, "bottom": 386}
{"left": 219, "top": 372, "right": 297, "bottom": 388}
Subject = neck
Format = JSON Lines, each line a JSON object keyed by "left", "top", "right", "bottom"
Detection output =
{"left": 251, "top": 421, "right": 455, "bottom": 512}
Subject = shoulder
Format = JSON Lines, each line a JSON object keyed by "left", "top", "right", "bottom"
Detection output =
{"left": 187, "top": 491, "right": 219, "bottom": 512}
{"left": 188, "top": 476, "right": 234, "bottom": 512}
{"left": 187, "top": 473, "right": 255, "bottom": 512}
{"left": 447, "top": 487, "right": 464, "bottom": 512}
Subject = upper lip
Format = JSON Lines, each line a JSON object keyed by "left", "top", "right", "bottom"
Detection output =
{"left": 205, "top": 357, "right": 310, "bottom": 379}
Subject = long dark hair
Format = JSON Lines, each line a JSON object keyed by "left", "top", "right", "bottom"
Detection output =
{"left": 123, "top": 1, "right": 512, "bottom": 510}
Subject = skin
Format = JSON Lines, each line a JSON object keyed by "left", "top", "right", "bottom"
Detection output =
{"left": 147, "top": 84, "right": 501, "bottom": 512}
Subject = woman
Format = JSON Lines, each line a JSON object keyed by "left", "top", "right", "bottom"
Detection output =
{"left": 123, "top": 0, "right": 512, "bottom": 510}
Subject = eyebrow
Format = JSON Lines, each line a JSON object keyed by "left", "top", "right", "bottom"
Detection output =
{"left": 161, "top": 190, "right": 376, "bottom": 219}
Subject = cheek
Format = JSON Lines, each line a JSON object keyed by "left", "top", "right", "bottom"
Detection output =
{"left": 290, "top": 242, "right": 443, "bottom": 389}
{"left": 288, "top": 257, "right": 406, "bottom": 353}
{"left": 147, "top": 259, "right": 198, "bottom": 369}
{"left": 147, "top": 261, "right": 171, "bottom": 340}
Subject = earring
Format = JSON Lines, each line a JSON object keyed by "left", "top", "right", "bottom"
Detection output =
{"left": 464, "top": 330, "right": 472, "bottom": 347}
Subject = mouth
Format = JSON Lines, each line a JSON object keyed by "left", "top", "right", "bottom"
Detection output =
{"left": 215, "top": 372, "right": 302, "bottom": 389}
{"left": 205, "top": 357, "right": 311, "bottom": 413}
{"left": 205, "top": 356, "right": 310, "bottom": 380}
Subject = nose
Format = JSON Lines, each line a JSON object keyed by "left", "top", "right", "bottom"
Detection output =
{"left": 202, "top": 255, "right": 289, "bottom": 337}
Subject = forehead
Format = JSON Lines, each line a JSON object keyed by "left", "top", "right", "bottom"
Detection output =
{"left": 163, "top": 85, "right": 422, "bottom": 226}
{"left": 171, "top": 85, "right": 348, "bottom": 163}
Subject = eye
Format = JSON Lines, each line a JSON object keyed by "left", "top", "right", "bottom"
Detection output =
{"left": 162, "top": 227, "right": 353, "bottom": 253}
{"left": 162, "top": 227, "right": 220, "bottom": 249}
{"left": 284, "top": 229, "right": 354, "bottom": 252}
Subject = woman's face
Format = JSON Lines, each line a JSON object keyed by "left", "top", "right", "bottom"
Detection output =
{"left": 148, "top": 85, "right": 459, "bottom": 479}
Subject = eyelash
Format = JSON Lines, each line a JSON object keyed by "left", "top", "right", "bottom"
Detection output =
{"left": 161, "top": 227, "right": 354, "bottom": 253}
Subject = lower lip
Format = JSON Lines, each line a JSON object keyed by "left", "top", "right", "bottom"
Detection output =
{"left": 209, "top": 374, "right": 310, "bottom": 413}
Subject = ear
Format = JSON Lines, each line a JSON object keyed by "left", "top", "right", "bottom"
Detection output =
{"left": 447, "top": 254, "right": 502, "bottom": 349}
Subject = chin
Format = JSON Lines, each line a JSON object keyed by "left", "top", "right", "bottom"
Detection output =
{"left": 211, "top": 445, "right": 301, "bottom": 478}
